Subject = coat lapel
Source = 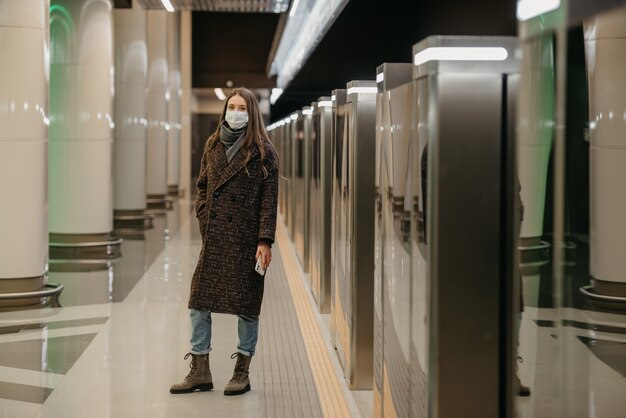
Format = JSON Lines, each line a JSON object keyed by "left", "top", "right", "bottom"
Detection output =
{"left": 210, "top": 142, "right": 259, "bottom": 192}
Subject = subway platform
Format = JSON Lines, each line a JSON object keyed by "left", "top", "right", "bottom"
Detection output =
{"left": 0, "top": 199, "right": 625, "bottom": 417}
{"left": 0, "top": 200, "right": 367, "bottom": 418}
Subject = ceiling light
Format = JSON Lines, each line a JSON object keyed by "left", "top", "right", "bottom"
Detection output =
{"left": 270, "top": 0, "right": 349, "bottom": 89}
{"left": 414, "top": 47, "right": 508, "bottom": 66}
{"left": 302, "top": 108, "right": 313, "bottom": 115}
{"left": 160, "top": 0, "right": 175, "bottom": 12}
{"left": 289, "top": 0, "right": 301, "bottom": 17}
{"left": 346, "top": 87, "right": 377, "bottom": 95}
{"left": 214, "top": 88, "right": 226, "bottom": 101}
{"left": 517, "top": 0, "right": 560, "bottom": 21}
{"left": 290, "top": 113, "right": 298, "bottom": 120}
{"left": 376, "top": 73, "right": 384, "bottom": 83}
{"left": 318, "top": 100, "right": 332, "bottom": 107}
{"left": 270, "top": 88, "right": 283, "bottom": 105}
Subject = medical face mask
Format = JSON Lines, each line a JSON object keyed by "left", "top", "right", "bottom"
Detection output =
{"left": 225, "top": 110, "right": 249, "bottom": 130}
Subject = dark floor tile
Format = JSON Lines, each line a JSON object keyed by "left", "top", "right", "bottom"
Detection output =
{"left": 0, "top": 317, "right": 109, "bottom": 335}
{"left": 0, "top": 381, "right": 53, "bottom": 404}
{"left": 0, "top": 333, "right": 96, "bottom": 374}
{"left": 578, "top": 336, "right": 626, "bottom": 378}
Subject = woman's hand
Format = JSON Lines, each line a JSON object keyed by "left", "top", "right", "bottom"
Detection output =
{"left": 256, "top": 242, "right": 272, "bottom": 270}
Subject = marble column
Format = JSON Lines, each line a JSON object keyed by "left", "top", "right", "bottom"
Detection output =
{"left": 584, "top": 4, "right": 626, "bottom": 299}
{"left": 0, "top": 0, "right": 49, "bottom": 305}
{"left": 113, "top": 1, "right": 150, "bottom": 228}
{"left": 179, "top": 10, "right": 192, "bottom": 200}
{"left": 167, "top": 12, "right": 181, "bottom": 196}
{"left": 49, "top": 0, "right": 120, "bottom": 256}
{"left": 146, "top": 11, "right": 169, "bottom": 209}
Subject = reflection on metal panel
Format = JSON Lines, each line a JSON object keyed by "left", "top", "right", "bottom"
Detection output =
{"left": 332, "top": 81, "right": 376, "bottom": 389}
{"left": 309, "top": 98, "right": 333, "bottom": 312}
{"left": 331, "top": 89, "right": 349, "bottom": 376}
{"left": 412, "top": 35, "right": 520, "bottom": 417}
{"left": 292, "top": 111, "right": 309, "bottom": 268}
{"left": 375, "top": 63, "right": 424, "bottom": 418}
{"left": 410, "top": 76, "right": 429, "bottom": 418}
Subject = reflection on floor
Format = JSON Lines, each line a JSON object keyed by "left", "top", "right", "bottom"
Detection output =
{"left": 517, "top": 307, "right": 626, "bottom": 418}
{"left": 1, "top": 198, "right": 623, "bottom": 417}
{"left": 0, "top": 200, "right": 364, "bottom": 418}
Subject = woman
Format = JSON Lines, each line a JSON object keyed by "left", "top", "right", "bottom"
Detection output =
{"left": 170, "top": 87, "right": 278, "bottom": 396}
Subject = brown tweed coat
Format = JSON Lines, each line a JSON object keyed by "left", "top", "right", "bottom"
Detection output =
{"left": 188, "top": 138, "right": 279, "bottom": 316}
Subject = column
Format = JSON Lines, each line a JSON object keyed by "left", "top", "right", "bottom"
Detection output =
{"left": 584, "top": 5, "right": 626, "bottom": 299}
{"left": 146, "top": 10, "right": 169, "bottom": 209}
{"left": 167, "top": 12, "right": 181, "bottom": 196}
{"left": 179, "top": 10, "right": 192, "bottom": 200}
{"left": 113, "top": 1, "right": 151, "bottom": 230}
{"left": 517, "top": 37, "right": 555, "bottom": 263}
{"left": 0, "top": 0, "right": 49, "bottom": 305}
{"left": 49, "top": 0, "right": 120, "bottom": 256}
{"left": 518, "top": 37, "right": 555, "bottom": 243}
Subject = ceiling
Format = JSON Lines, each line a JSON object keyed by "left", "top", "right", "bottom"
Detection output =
{"left": 191, "top": 11, "right": 282, "bottom": 89}
{"left": 122, "top": 0, "right": 518, "bottom": 118}
{"left": 270, "top": 0, "right": 518, "bottom": 120}
{"left": 135, "top": 0, "right": 289, "bottom": 13}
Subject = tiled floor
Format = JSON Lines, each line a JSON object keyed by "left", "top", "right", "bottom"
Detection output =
{"left": 2, "top": 198, "right": 625, "bottom": 417}
{"left": 0, "top": 200, "right": 364, "bottom": 418}
{"left": 516, "top": 307, "right": 626, "bottom": 418}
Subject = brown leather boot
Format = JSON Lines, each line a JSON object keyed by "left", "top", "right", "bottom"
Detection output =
{"left": 170, "top": 353, "right": 213, "bottom": 394}
{"left": 224, "top": 352, "right": 252, "bottom": 396}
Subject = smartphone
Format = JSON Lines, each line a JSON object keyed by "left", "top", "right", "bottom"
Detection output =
{"left": 255, "top": 257, "right": 266, "bottom": 276}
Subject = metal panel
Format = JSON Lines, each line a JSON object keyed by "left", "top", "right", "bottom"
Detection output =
{"left": 290, "top": 113, "right": 303, "bottom": 244}
{"left": 373, "top": 63, "right": 417, "bottom": 418}
{"left": 301, "top": 107, "right": 313, "bottom": 272}
{"left": 330, "top": 88, "right": 348, "bottom": 380}
{"left": 412, "top": 35, "right": 520, "bottom": 418}
{"left": 292, "top": 108, "right": 310, "bottom": 269}
{"left": 309, "top": 97, "right": 333, "bottom": 312}
{"left": 331, "top": 80, "right": 377, "bottom": 389}
{"left": 283, "top": 119, "right": 293, "bottom": 233}
{"left": 410, "top": 74, "right": 430, "bottom": 418}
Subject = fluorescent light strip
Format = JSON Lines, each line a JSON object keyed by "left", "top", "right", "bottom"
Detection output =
{"left": 331, "top": 95, "right": 336, "bottom": 102}
{"left": 517, "top": 0, "right": 560, "bottom": 21}
{"left": 303, "top": 108, "right": 313, "bottom": 115}
{"left": 270, "top": 88, "right": 283, "bottom": 105}
{"left": 346, "top": 87, "right": 377, "bottom": 95}
{"left": 376, "top": 73, "right": 384, "bottom": 83}
{"left": 318, "top": 100, "right": 332, "bottom": 107}
{"left": 283, "top": 117, "right": 291, "bottom": 123}
{"left": 161, "top": 0, "right": 175, "bottom": 12}
{"left": 289, "top": 0, "right": 301, "bottom": 16}
{"left": 214, "top": 88, "right": 226, "bottom": 101}
{"left": 290, "top": 114, "right": 298, "bottom": 120}
{"left": 413, "top": 47, "right": 508, "bottom": 66}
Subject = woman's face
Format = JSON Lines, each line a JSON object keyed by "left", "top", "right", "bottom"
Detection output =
{"left": 226, "top": 95, "right": 248, "bottom": 113}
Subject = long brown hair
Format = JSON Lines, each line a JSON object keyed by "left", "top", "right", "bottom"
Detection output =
{"left": 208, "top": 87, "right": 271, "bottom": 177}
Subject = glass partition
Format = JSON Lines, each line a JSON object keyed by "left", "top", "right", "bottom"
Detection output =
{"left": 516, "top": 2, "right": 626, "bottom": 416}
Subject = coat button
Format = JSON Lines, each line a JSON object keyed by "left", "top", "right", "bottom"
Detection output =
{"left": 213, "top": 190, "right": 220, "bottom": 198}
{"left": 210, "top": 211, "right": 216, "bottom": 219}
{"left": 226, "top": 215, "right": 232, "bottom": 222}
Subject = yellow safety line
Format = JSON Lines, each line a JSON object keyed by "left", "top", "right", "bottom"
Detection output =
{"left": 276, "top": 221, "right": 352, "bottom": 418}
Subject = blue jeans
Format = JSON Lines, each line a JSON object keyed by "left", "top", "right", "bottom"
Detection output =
{"left": 190, "top": 308, "right": 259, "bottom": 356}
